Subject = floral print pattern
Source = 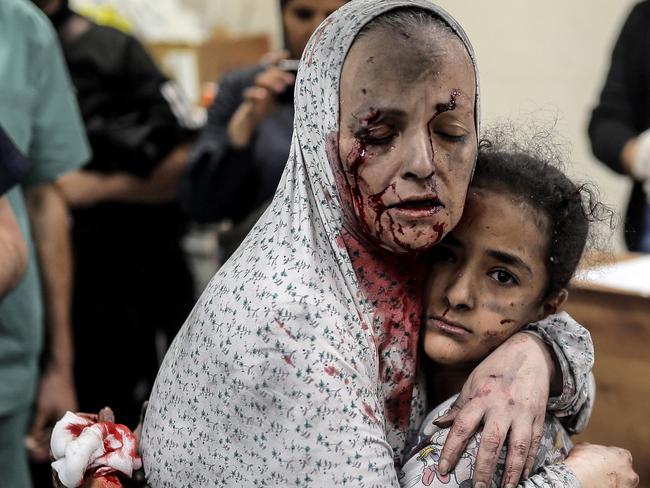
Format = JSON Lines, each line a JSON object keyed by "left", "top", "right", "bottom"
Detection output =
{"left": 140, "top": 1, "right": 593, "bottom": 486}
{"left": 400, "top": 395, "right": 583, "bottom": 488}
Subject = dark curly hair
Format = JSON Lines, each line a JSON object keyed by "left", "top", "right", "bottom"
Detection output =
{"left": 472, "top": 138, "right": 614, "bottom": 299}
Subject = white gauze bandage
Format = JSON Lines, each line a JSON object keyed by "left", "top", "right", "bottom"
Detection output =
{"left": 51, "top": 411, "right": 142, "bottom": 488}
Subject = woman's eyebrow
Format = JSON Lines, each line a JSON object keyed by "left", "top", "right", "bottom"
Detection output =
{"left": 486, "top": 249, "right": 532, "bottom": 275}
{"left": 354, "top": 107, "right": 407, "bottom": 124}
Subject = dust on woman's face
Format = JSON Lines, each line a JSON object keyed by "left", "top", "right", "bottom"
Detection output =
{"left": 337, "top": 25, "right": 477, "bottom": 253}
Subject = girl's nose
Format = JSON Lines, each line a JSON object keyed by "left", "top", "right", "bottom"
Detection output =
{"left": 445, "top": 272, "right": 474, "bottom": 311}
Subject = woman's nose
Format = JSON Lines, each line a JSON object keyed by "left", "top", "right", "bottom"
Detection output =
{"left": 445, "top": 272, "right": 474, "bottom": 311}
{"left": 401, "top": 130, "right": 435, "bottom": 181}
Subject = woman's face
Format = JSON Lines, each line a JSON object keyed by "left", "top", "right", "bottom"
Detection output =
{"left": 423, "top": 188, "right": 563, "bottom": 365}
{"left": 282, "top": 0, "right": 347, "bottom": 59}
{"left": 338, "top": 25, "right": 477, "bottom": 253}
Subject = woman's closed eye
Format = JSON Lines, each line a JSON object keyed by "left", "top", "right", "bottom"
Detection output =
{"left": 435, "top": 131, "right": 467, "bottom": 142}
{"left": 433, "top": 123, "right": 469, "bottom": 142}
{"left": 488, "top": 269, "right": 518, "bottom": 286}
{"left": 357, "top": 125, "right": 396, "bottom": 145}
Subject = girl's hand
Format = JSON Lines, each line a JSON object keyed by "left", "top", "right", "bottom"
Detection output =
{"left": 428, "top": 332, "right": 553, "bottom": 488}
{"left": 564, "top": 443, "right": 638, "bottom": 488}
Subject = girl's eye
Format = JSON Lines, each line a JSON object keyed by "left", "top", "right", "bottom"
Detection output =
{"left": 488, "top": 269, "right": 517, "bottom": 285}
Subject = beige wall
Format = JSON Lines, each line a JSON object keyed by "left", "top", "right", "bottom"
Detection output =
{"left": 206, "top": 0, "right": 283, "bottom": 48}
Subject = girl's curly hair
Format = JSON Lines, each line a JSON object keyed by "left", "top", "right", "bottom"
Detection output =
{"left": 473, "top": 136, "right": 615, "bottom": 298}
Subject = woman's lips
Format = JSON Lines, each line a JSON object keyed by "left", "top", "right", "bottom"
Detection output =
{"left": 387, "top": 198, "right": 444, "bottom": 217}
{"left": 426, "top": 316, "right": 471, "bottom": 336}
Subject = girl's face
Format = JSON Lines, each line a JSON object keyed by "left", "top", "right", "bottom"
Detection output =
{"left": 338, "top": 26, "right": 477, "bottom": 253}
{"left": 283, "top": 0, "right": 347, "bottom": 59}
{"left": 423, "top": 188, "right": 566, "bottom": 365}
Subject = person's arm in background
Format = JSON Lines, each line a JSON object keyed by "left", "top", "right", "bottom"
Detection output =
{"left": 0, "top": 126, "right": 32, "bottom": 295}
{"left": 181, "top": 60, "right": 293, "bottom": 224}
{"left": 588, "top": 3, "right": 646, "bottom": 176}
{"left": 57, "top": 33, "right": 194, "bottom": 208}
{"left": 24, "top": 183, "right": 77, "bottom": 449}
{"left": 24, "top": 13, "right": 91, "bottom": 460}
{"left": 0, "top": 196, "right": 27, "bottom": 295}
{"left": 433, "top": 314, "right": 595, "bottom": 487}
{"left": 57, "top": 143, "right": 191, "bottom": 207}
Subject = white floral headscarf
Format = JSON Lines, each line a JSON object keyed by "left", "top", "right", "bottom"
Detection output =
{"left": 142, "top": 1, "right": 480, "bottom": 486}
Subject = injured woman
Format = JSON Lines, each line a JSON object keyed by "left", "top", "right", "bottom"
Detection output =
{"left": 140, "top": 1, "right": 637, "bottom": 487}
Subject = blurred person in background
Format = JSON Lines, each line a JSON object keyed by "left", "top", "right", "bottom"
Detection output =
{"left": 29, "top": 0, "right": 197, "bottom": 481}
{"left": 589, "top": 1, "right": 650, "bottom": 252}
{"left": 182, "top": 0, "right": 348, "bottom": 259}
{"left": 0, "top": 1, "right": 91, "bottom": 486}
{"left": 0, "top": 127, "right": 31, "bottom": 298}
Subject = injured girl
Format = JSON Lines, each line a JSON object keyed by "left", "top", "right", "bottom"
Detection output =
{"left": 399, "top": 140, "right": 636, "bottom": 487}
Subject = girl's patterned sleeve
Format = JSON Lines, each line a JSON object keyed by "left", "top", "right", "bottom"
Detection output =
{"left": 523, "top": 311, "right": 595, "bottom": 433}
{"left": 399, "top": 403, "right": 580, "bottom": 488}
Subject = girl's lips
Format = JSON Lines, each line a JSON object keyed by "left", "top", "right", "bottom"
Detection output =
{"left": 426, "top": 316, "right": 471, "bottom": 336}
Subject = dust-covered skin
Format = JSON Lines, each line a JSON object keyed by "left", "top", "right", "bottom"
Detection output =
{"left": 423, "top": 188, "right": 567, "bottom": 365}
{"left": 338, "top": 26, "right": 477, "bottom": 253}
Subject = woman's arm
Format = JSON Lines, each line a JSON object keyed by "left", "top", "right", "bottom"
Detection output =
{"left": 402, "top": 408, "right": 636, "bottom": 488}
{"left": 401, "top": 445, "right": 633, "bottom": 488}
{"left": 140, "top": 303, "right": 402, "bottom": 486}
{"left": 401, "top": 400, "right": 577, "bottom": 488}
{"left": 523, "top": 312, "right": 594, "bottom": 433}
{"left": 434, "top": 314, "right": 594, "bottom": 488}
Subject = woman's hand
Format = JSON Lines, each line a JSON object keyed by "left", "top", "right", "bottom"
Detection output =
{"left": 564, "top": 443, "right": 638, "bottom": 488}
{"left": 428, "top": 332, "right": 554, "bottom": 488}
{"left": 227, "top": 52, "right": 296, "bottom": 149}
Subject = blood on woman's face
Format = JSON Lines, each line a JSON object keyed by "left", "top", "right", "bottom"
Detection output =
{"left": 337, "top": 26, "right": 477, "bottom": 253}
